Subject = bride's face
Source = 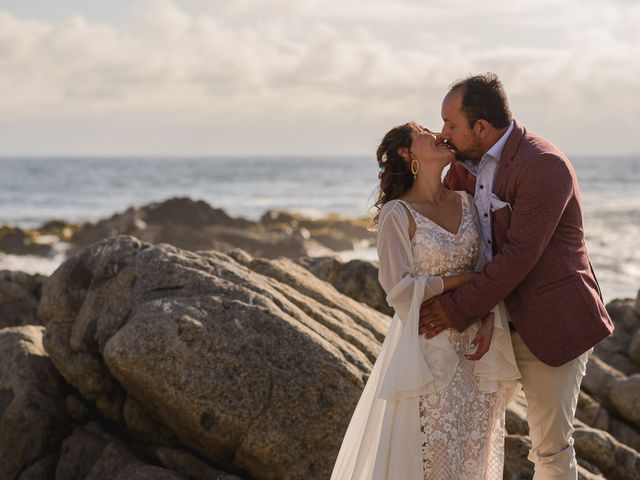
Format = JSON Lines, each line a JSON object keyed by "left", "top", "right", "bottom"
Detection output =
{"left": 409, "top": 127, "right": 455, "bottom": 166}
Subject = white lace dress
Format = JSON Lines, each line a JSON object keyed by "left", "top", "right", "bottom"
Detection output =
{"left": 400, "top": 197, "right": 507, "bottom": 479}
{"left": 330, "top": 192, "right": 520, "bottom": 480}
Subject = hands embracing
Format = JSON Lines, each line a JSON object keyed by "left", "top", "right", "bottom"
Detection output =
{"left": 464, "top": 311, "right": 494, "bottom": 361}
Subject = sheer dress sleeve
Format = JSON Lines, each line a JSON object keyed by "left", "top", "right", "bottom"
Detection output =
{"left": 377, "top": 201, "right": 444, "bottom": 320}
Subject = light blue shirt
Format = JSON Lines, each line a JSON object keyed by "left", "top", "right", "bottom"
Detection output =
{"left": 459, "top": 121, "right": 514, "bottom": 262}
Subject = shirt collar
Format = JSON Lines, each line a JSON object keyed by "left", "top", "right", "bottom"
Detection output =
{"left": 484, "top": 120, "right": 514, "bottom": 162}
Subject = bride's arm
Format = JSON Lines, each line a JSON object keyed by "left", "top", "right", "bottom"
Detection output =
{"left": 377, "top": 202, "right": 444, "bottom": 319}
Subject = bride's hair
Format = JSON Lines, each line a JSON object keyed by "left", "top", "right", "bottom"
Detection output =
{"left": 371, "top": 121, "right": 421, "bottom": 226}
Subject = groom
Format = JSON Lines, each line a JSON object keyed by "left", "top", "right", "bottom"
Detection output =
{"left": 420, "top": 73, "right": 613, "bottom": 479}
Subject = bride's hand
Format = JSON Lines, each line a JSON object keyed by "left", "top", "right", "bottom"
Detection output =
{"left": 464, "top": 311, "right": 494, "bottom": 361}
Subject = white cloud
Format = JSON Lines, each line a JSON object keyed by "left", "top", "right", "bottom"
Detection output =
{"left": 0, "top": 0, "right": 639, "bottom": 154}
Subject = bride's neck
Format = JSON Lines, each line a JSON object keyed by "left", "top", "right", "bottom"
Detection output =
{"left": 406, "top": 167, "right": 447, "bottom": 205}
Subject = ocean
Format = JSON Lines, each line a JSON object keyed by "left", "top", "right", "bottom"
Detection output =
{"left": 1, "top": 156, "right": 639, "bottom": 302}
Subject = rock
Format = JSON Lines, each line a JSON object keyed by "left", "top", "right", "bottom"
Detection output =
{"left": 574, "top": 425, "right": 640, "bottom": 480}
{"left": 503, "top": 435, "right": 534, "bottom": 480}
{"left": 71, "top": 207, "right": 144, "bottom": 247}
{"left": 86, "top": 443, "right": 186, "bottom": 480}
{"left": 0, "top": 325, "right": 69, "bottom": 480}
{"left": 576, "top": 391, "right": 610, "bottom": 431}
{"left": 629, "top": 330, "right": 640, "bottom": 364}
{"left": 39, "top": 235, "right": 389, "bottom": 479}
{"left": 506, "top": 390, "right": 529, "bottom": 436}
{"left": 609, "top": 418, "right": 640, "bottom": 454}
{"left": 607, "top": 298, "right": 640, "bottom": 331}
{"left": 154, "top": 447, "right": 243, "bottom": 480}
{"left": 577, "top": 460, "right": 606, "bottom": 479}
{"left": 55, "top": 422, "right": 121, "bottom": 480}
{"left": 635, "top": 289, "right": 640, "bottom": 316}
{"left": 0, "top": 226, "right": 52, "bottom": 256}
{"left": 259, "top": 211, "right": 373, "bottom": 252}
{"left": 594, "top": 298, "right": 640, "bottom": 375}
{"left": 298, "top": 256, "right": 392, "bottom": 316}
{"left": 69, "top": 198, "right": 323, "bottom": 259}
{"left": 140, "top": 198, "right": 250, "bottom": 230}
{"left": 611, "top": 375, "right": 640, "bottom": 427}
{"left": 38, "top": 219, "right": 77, "bottom": 241}
{"left": 123, "top": 394, "right": 176, "bottom": 445}
{"left": 581, "top": 355, "right": 626, "bottom": 410}
{"left": 0, "top": 270, "right": 45, "bottom": 328}
{"left": 16, "top": 454, "right": 58, "bottom": 480}
{"left": 65, "top": 394, "right": 90, "bottom": 424}
{"left": 56, "top": 422, "right": 186, "bottom": 480}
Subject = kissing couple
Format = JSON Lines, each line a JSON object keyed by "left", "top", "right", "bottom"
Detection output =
{"left": 331, "top": 73, "right": 614, "bottom": 480}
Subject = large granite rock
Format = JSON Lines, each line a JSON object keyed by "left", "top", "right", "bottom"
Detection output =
{"left": 0, "top": 325, "right": 69, "bottom": 480}
{"left": 39, "top": 235, "right": 389, "bottom": 479}
{"left": 0, "top": 270, "right": 46, "bottom": 328}
{"left": 298, "top": 256, "right": 393, "bottom": 316}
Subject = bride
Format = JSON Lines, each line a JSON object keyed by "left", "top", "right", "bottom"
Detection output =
{"left": 331, "top": 122, "right": 520, "bottom": 480}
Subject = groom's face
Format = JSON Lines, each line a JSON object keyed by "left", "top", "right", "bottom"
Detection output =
{"left": 440, "top": 90, "right": 484, "bottom": 162}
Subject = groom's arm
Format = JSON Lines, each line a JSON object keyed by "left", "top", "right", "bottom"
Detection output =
{"left": 444, "top": 161, "right": 476, "bottom": 194}
{"left": 440, "top": 153, "right": 575, "bottom": 332}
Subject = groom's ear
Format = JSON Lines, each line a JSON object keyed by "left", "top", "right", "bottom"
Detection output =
{"left": 473, "top": 119, "right": 492, "bottom": 139}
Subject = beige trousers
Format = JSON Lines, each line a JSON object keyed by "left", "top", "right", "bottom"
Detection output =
{"left": 511, "top": 332, "right": 592, "bottom": 480}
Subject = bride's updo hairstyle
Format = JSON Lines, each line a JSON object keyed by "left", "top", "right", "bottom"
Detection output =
{"left": 372, "top": 121, "right": 421, "bottom": 226}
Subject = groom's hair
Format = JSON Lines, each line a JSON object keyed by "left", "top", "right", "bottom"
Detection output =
{"left": 449, "top": 73, "right": 512, "bottom": 129}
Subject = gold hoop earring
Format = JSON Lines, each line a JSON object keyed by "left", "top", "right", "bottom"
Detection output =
{"left": 411, "top": 159, "right": 419, "bottom": 180}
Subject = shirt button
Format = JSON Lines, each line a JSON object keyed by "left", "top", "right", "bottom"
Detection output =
{"left": 487, "top": 239, "right": 492, "bottom": 244}
{"left": 479, "top": 185, "right": 484, "bottom": 190}
{"left": 484, "top": 213, "right": 489, "bottom": 218}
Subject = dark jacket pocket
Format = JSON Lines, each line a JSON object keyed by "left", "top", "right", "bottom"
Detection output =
{"left": 535, "top": 274, "right": 578, "bottom": 295}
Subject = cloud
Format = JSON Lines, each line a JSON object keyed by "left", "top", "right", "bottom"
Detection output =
{"left": 0, "top": 0, "right": 639, "bottom": 154}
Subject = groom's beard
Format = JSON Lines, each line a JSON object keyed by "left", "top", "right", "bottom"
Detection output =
{"left": 453, "top": 137, "right": 485, "bottom": 164}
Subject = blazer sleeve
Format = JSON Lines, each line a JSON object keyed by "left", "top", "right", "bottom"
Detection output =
{"left": 444, "top": 162, "right": 476, "bottom": 194}
{"left": 377, "top": 202, "right": 444, "bottom": 320}
{"left": 440, "top": 154, "right": 575, "bottom": 331}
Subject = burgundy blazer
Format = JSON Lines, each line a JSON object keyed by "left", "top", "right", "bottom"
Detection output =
{"left": 441, "top": 121, "right": 613, "bottom": 366}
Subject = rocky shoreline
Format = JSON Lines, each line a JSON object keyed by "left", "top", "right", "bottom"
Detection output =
{"left": 0, "top": 197, "right": 375, "bottom": 265}
{"left": 1, "top": 198, "right": 639, "bottom": 479}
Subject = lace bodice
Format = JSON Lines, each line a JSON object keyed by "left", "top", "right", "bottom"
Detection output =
{"left": 400, "top": 192, "right": 479, "bottom": 277}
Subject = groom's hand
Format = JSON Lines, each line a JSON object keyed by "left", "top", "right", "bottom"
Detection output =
{"left": 419, "top": 296, "right": 453, "bottom": 338}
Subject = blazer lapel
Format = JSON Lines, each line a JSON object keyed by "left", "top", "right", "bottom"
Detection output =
{"left": 494, "top": 120, "right": 525, "bottom": 197}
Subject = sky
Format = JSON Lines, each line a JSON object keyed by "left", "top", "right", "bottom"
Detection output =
{"left": 0, "top": 0, "right": 639, "bottom": 156}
